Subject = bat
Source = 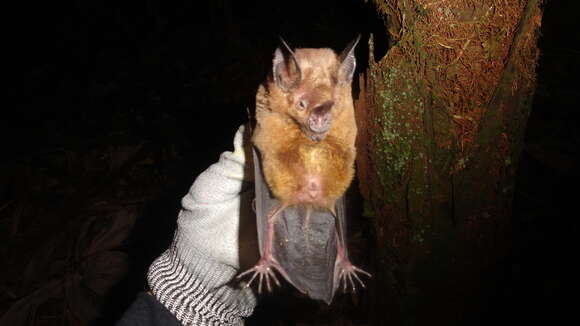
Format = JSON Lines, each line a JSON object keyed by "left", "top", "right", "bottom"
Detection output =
{"left": 238, "top": 36, "right": 369, "bottom": 304}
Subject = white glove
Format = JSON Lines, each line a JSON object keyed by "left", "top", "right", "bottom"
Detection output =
{"left": 147, "top": 125, "right": 258, "bottom": 326}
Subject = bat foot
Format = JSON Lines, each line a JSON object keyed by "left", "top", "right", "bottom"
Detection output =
{"left": 335, "top": 259, "right": 371, "bottom": 293}
{"left": 237, "top": 257, "right": 282, "bottom": 294}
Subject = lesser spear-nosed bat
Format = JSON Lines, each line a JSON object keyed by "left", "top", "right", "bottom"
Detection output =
{"left": 239, "top": 36, "right": 369, "bottom": 304}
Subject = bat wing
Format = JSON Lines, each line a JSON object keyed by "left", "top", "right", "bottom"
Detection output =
{"left": 253, "top": 147, "right": 339, "bottom": 304}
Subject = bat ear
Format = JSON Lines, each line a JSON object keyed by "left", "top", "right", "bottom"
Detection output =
{"left": 273, "top": 37, "right": 302, "bottom": 92}
{"left": 337, "top": 34, "right": 361, "bottom": 85}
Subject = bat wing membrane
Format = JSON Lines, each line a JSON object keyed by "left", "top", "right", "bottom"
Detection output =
{"left": 252, "top": 147, "right": 339, "bottom": 303}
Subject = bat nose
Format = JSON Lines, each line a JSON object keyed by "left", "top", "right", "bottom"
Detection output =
{"left": 308, "top": 101, "right": 334, "bottom": 133}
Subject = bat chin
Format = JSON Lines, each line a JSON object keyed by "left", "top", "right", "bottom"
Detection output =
{"left": 306, "top": 130, "right": 328, "bottom": 142}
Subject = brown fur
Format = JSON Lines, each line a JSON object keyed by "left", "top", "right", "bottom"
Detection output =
{"left": 253, "top": 47, "right": 357, "bottom": 211}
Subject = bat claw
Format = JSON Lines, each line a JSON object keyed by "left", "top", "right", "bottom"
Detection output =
{"left": 237, "top": 257, "right": 282, "bottom": 294}
{"left": 336, "top": 259, "right": 371, "bottom": 293}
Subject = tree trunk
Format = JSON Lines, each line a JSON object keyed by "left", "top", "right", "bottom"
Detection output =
{"left": 355, "top": 1, "right": 543, "bottom": 324}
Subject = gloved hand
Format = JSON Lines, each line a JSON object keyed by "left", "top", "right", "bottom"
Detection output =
{"left": 147, "top": 125, "right": 259, "bottom": 326}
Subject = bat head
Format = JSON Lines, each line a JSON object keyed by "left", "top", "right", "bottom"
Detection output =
{"left": 271, "top": 36, "right": 360, "bottom": 142}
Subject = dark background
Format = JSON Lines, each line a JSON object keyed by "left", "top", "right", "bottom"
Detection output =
{"left": 1, "top": 0, "right": 578, "bottom": 325}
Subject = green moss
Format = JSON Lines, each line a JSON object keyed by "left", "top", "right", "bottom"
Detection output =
{"left": 370, "top": 64, "right": 427, "bottom": 203}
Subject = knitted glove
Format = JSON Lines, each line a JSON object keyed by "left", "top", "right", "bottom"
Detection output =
{"left": 147, "top": 125, "right": 258, "bottom": 326}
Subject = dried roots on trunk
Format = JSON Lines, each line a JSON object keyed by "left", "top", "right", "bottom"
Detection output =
{"left": 355, "top": 0, "right": 544, "bottom": 324}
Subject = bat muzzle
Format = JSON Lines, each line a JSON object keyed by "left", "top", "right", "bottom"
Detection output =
{"left": 307, "top": 101, "right": 333, "bottom": 142}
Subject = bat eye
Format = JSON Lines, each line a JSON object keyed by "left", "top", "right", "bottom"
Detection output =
{"left": 297, "top": 99, "right": 307, "bottom": 111}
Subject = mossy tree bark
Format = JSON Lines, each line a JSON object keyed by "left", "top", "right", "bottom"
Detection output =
{"left": 354, "top": 1, "right": 543, "bottom": 324}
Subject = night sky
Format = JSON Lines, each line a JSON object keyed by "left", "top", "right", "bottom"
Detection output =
{"left": 2, "top": 0, "right": 579, "bottom": 325}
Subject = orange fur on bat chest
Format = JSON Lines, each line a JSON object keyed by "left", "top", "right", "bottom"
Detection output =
{"left": 266, "top": 129, "right": 353, "bottom": 209}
